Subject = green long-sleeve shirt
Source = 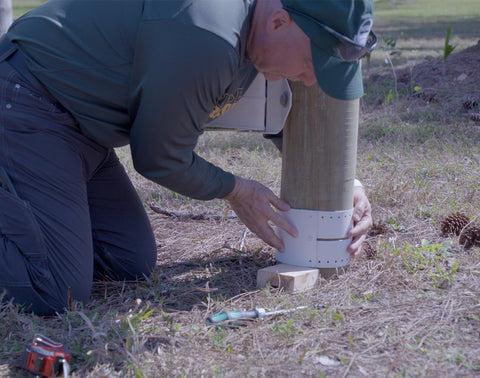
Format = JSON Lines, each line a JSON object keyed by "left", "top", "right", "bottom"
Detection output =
{"left": 8, "top": 0, "right": 258, "bottom": 200}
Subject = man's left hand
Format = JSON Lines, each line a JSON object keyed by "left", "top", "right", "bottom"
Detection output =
{"left": 347, "top": 186, "right": 373, "bottom": 257}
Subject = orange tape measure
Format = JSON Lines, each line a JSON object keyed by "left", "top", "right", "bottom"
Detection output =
{"left": 22, "top": 334, "right": 70, "bottom": 377}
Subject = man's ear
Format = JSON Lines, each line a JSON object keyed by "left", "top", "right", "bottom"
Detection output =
{"left": 266, "top": 9, "right": 292, "bottom": 33}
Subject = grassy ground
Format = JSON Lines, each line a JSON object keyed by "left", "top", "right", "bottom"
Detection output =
{"left": 371, "top": 0, "right": 480, "bottom": 64}
{"left": 11, "top": 0, "right": 44, "bottom": 19}
{"left": 2, "top": 0, "right": 480, "bottom": 377}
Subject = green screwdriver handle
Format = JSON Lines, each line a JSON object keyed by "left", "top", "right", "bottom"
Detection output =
{"left": 206, "top": 309, "right": 259, "bottom": 323}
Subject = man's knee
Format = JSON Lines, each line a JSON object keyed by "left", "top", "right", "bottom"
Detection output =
{"left": 1, "top": 276, "right": 93, "bottom": 316}
{"left": 2, "top": 285, "right": 73, "bottom": 316}
{"left": 93, "top": 234, "right": 157, "bottom": 281}
{"left": 0, "top": 237, "right": 93, "bottom": 315}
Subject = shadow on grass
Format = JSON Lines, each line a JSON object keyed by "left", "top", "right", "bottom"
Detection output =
{"left": 90, "top": 248, "right": 276, "bottom": 312}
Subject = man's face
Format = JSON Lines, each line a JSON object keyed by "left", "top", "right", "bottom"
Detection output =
{"left": 259, "top": 43, "right": 316, "bottom": 86}
{"left": 249, "top": 11, "right": 317, "bottom": 86}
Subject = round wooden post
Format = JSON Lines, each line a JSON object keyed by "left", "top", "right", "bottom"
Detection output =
{"left": 280, "top": 82, "right": 359, "bottom": 278}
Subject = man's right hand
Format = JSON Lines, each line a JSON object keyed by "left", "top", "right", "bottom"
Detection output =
{"left": 223, "top": 176, "right": 298, "bottom": 252}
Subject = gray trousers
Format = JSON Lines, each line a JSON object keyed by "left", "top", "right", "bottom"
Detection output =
{"left": 0, "top": 38, "right": 157, "bottom": 315}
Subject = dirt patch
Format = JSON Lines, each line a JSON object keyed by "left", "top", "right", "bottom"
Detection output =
{"left": 406, "top": 40, "right": 480, "bottom": 102}
{"left": 366, "top": 40, "right": 480, "bottom": 122}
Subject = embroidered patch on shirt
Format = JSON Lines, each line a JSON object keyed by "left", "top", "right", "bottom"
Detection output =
{"left": 209, "top": 88, "right": 244, "bottom": 119}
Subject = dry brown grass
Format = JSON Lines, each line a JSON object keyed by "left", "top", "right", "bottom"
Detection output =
{"left": 2, "top": 120, "right": 480, "bottom": 376}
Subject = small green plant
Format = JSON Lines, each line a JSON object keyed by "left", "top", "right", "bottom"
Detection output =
{"left": 121, "top": 304, "right": 155, "bottom": 332}
{"left": 270, "top": 319, "right": 303, "bottom": 340}
{"left": 443, "top": 26, "right": 456, "bottom": 61}
{"left": 442, "top": 26, "right": 456, "bottom": 76}
{"left": 383, "top": 37, "right": 399, "bottom": 55}
{"left": 331, "top": 313, "right": 344, "bottom": 322}
{"left": 381, "top": 36, "right": 401, "bottom": 102}
{"left": 431, "top": 258, "right": 459, "bottom": 286}
{"left": 384, "top": 89, "right": 395, "bottom": 105}
{"left": 210, "top": 327, "right": 229, "bottom": 350}
{"left": 387, "top": 218, "right": 404, "bottom": 231}
{"left": 392, "top": 240, "right": 459, "bottom": 286}
{"left": 162, "top": 312, "right": 182, "bottom": 337}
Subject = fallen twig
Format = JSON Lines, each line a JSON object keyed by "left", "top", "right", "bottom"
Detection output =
{"left": 149, "top": 201, "right": 238, "bottom": 221}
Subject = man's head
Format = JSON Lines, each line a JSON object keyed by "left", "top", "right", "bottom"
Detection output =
{"left": 248, "top": 0, "right": 375, "bottom": 100}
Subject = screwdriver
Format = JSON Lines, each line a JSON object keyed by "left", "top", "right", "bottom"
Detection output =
{"left": 206, "top": 304, "right": 324, "bottom": 326}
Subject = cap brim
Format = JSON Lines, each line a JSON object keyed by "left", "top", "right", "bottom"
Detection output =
{"left": 311, "top": 41, "right": 363, "bottom": 100}
{"left": 286, "top": 10, "right": 365, "bottom": 100}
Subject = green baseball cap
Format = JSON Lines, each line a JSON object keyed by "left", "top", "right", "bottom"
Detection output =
{"left": 281, "top": 0, "right": 376, "bottom": 100}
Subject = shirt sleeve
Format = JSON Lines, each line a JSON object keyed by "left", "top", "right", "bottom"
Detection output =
{"left": 128, "top": 21, "right": 238, "bottom": 200}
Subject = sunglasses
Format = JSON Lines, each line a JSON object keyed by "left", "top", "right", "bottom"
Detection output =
{"left": 283, "top": 6, "right": 378, "bottom": 62}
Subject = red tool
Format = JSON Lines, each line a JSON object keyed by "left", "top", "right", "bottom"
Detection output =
{"left": 22, "top": 334, "right": 70, "bottom": 377}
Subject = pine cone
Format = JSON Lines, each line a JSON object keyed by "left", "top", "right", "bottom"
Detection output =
{"left": 463, "top": 98, "right": 479, "bottom": 110}
{"left": 459, "top": 224, "right": 480, "bottom": 249}
{"left": 440, "top": 212, "right": 470, "bottom": 236}
{"left": 368, "top": 222, "right": 389, "bottom": 237}
{"left": 470, "top": 113, "right": 480, "bottom": 123}
{"left": 363, "top": 241, "right": 377, "bottom": 260}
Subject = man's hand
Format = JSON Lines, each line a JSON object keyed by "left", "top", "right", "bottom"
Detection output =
{"left": 224, "top": 176, "right": 298, "bottom": 252}
{"left": 225, "top": 176, "right": 372, "bottom": 257}
{"left": 347, "top": 186, "right": 373, "bottom": 257}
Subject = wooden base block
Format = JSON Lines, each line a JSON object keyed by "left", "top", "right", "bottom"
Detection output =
{"left": 256, "top": 263, "right": 319, "bottom": 292}
{"left": 318, "top": 267, "right": 348, "bottom": 279}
